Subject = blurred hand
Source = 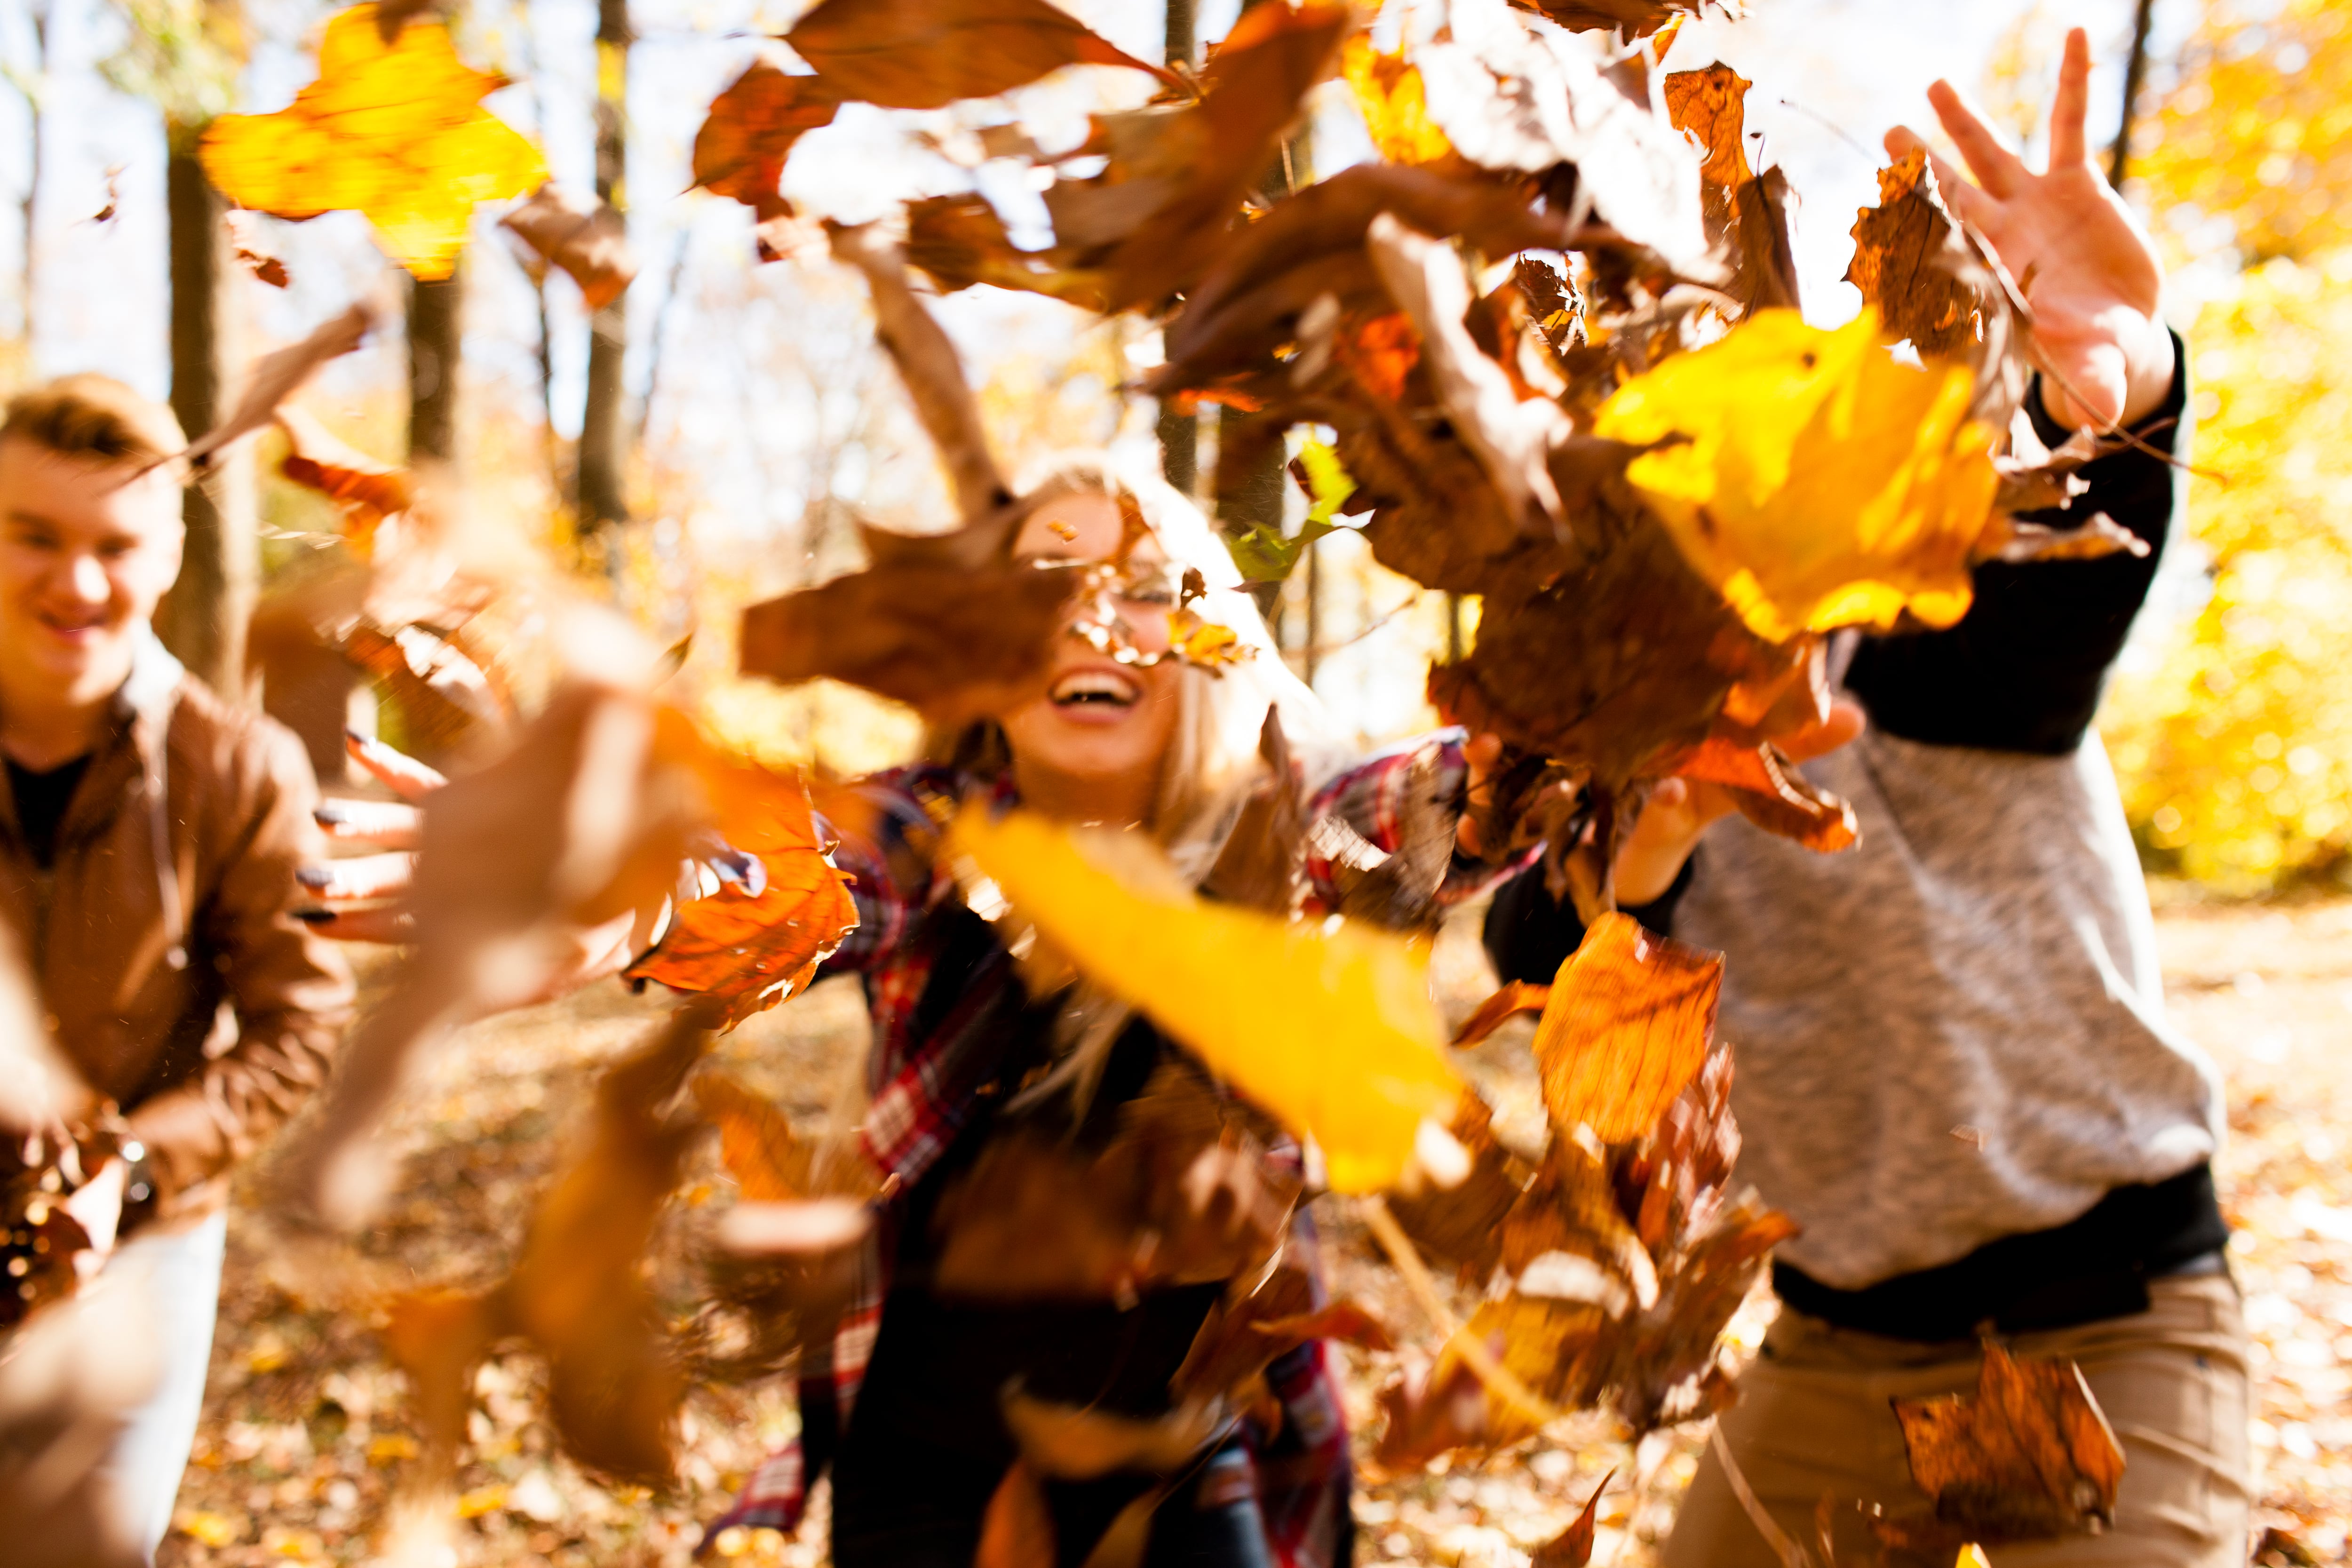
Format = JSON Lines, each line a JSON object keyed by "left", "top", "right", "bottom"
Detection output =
{"left": 302, "top": 732, "right": 652, "bottom": 1006}
{"left": 58, "top": 1157, "right": 124, "bottom": 1279}
{"left": 1887, "top": 27, "right": 2174, "bottom": 431}
{"left": 1614, "top": 700, "right": 1867, "bottom": 905}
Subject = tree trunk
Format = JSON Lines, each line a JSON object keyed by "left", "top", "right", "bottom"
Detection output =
{"left": 2109, "top": 0, "right": 2159, "bottom": 188}
{"left": 1214, "top": 0, "right": 1311, "bottom": 628}
{"left": 158, "top": 145, "right": 257, "bottom": 700}
{"left": 1154, "top": 0, "right": 1200, "bottom": 497}
{"left": 407, "top": 263, "right": 462, "bottom": 463}
{"left": 576, "top": 0, "right": 631, "bottom": 541}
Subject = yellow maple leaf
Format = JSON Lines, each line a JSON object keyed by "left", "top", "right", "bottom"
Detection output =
{"left": 199, "top": 3, "right": 546, "bottom": 279}
{"left": 948, "top": 809, "right": 1461, "bottom": 1193}
{"left": 1342, "top": 36, "right": 1454, "bottom": 167}
{"left": 1593, "top": 308, "right": 2002, "bottom": 643}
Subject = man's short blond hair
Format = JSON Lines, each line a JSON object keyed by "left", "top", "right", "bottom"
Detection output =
{"left": 0, "top": 374, "right": 187, "bottom": 469}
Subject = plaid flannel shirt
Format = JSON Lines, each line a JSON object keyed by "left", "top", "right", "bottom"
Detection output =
{"left": 701, "top": 732, "right": 1505, "bottom": 1561}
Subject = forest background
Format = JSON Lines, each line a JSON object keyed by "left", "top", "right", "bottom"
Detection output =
{"left": 1, "top": 0, "right": 2346, "bottom": 896}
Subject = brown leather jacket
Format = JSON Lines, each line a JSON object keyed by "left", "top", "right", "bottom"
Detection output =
{"left": 0, "top": 631, "right": 354, "bottom": 1218}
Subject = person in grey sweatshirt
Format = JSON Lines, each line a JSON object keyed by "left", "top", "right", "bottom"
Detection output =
{"left": 1484, "top": 32, "right": 2246, "bottom": 1567}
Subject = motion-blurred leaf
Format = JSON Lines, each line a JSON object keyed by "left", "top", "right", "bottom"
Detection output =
{"left": 1533, "top": 913, "right": 1718, "bottom": 1144}
{"left": 199, "top": 4, "right": 546, "bottom": 279}
{"left": 1343, "top": 36, "right": 1454, "bottom": 167}
{"left": 501, "top": 183, "right": 636, "bottom": 311}
{"left": 949, "top": 810, "right": 1462, "bottom": 1193}
{"left": 784, "top": 0, "right": 1174, "bottom": 111}
{"left": 689, "top": 61, "right": 838, "bottom": 250}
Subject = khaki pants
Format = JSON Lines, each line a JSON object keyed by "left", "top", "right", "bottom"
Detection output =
{"left": 1662, "top": 1274, "right": 2251, "bottom": 1567}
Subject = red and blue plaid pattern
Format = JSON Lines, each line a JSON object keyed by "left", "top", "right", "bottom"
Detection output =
{"left": 702, "top": 737, "right": 1489, "bottom": 1557}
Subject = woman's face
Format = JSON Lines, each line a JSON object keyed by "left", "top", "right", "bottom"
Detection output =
{"left": 998, "top": 490, "right": 1184, "bottom": 821}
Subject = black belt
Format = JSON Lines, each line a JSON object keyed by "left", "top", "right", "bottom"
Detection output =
{"left": 1773, "top": 1163, "right": 2229, "bottom": 1342}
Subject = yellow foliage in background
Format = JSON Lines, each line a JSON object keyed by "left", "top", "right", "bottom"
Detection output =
{"left": 2136, "top": 0, "right": 2352, "bottom": 266}
{"left": 2098, "top": 0, "right": 2352, "bottom": 893}
{"left": 2102, "top": 253, "right": 2352, "bottom": 892}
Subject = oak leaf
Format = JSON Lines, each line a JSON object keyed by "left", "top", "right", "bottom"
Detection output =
{"left": 1662, "top": 62, "right": 1751, "bottom": 190}
{"left": 783, "top": 0, "right": 1175, "bottom": 112}
{"left": 1847, "top": 148, "right": 1982, "bottom": 359}
{"left": 199, "top": 4, "right": 546, "bottom": 280}
{"left": 1594, "top": 307, "right": 2002, "bottom": 643}
{"left": 948, "top": 810, "right": 1462, "bottom": 1193}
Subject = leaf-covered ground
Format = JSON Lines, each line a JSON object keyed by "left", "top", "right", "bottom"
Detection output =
{"left": 158, "top": 893, "right": 2352, "bottom": 1567}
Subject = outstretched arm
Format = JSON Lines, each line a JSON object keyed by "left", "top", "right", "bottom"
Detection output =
{"left": 1887, "top": 26, "right": 2174, "bottom": 431}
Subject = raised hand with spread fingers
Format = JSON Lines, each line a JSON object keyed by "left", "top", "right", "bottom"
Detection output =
{"left": 1886, "top": 25, "right": 2175, "bottom": 432}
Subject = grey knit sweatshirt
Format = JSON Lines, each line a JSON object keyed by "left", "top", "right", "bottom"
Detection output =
{"left": 1488, "top": 349, "right": 2223, "bottom": 1293}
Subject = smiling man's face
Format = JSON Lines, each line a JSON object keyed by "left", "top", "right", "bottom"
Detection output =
{"left": 0, "top": 436, "right": 184, "bottom": 712}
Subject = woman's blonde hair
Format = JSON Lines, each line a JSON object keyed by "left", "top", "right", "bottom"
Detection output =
{"left": 926, "top": 451, "right": 1347, "bottom": 877}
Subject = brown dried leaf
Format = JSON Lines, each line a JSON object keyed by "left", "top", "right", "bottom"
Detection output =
{"left": 784, "top": 0, "right": 1176, "bottom": 112}
{"left": 690, "top": 61, "right": 839, "bottom": 239}
{"left": 1663, "top": 735, "right": 1859, "bottom": 852}
{"left": 903, "top": 193, "right": 1109, "bottom": 312}
{"left": 1200, "top": 710, "right": 1305, "bottom": 915}
{"left": 1173, "top": 1252, "right": 1317, "bottom": 1401}
{"left": 1001, "top": 1387, "right": 1219, "bottom": 1479}
{"left": 1512, "top": 0, "right": 1712, "bottom": 38}
{"left": 1383, "top": 1095, "right": 1527, "bottom": 1284}
{"left": 977, "top": 1460, "right": 1057, "bottom": 1568}
{"left": 183, "top": 304, "right": 376, "bottom": 472}
{"left": 501, "top": 183, "right": 636, "bottom": 311}
{"left": 1095, "top": 1, "right": 1353, "bottom": 312}
{"left": 1530, "top": 1471, "right": 1613, "bottom": 1567}
{"left": 1662, "top": 63, "right": 1750, "bottom": 191}
{"left": 1453, "top": 980, "right": 1551, "bottom": 1047}
{"left": 738, "top": 557, "right": 1081, "bottom": 715}
{"left": 1501, "top": 1139, "right": 1658, "bottom": 1314}
{"left": 1533, "top": 913, "right": 1719, "bottom": 1144}
{"left": 1846, "top": 148, "right": 1981, "bottom": 359}
{"left": 275, "top": 406, "right": 413, "bottom": 542}
{"left": 1890, "top": 1340, "right": 2126, "bottom": 1543}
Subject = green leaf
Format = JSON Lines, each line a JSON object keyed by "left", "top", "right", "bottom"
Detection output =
{"left": 1223, "top": 439, "right": 1359, "bottom": 583}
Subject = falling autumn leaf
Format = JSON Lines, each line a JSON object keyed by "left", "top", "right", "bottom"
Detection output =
{"left": 1663, "top": 734, "right": 1858, "bottom": 852}
{"left": 1662, "top": 62, "right": 1752, "bottom": 190}
{"left": 1593, "top": 307, "right": 2003, "bottom": 643}
{"left": 1848, "top": 148, "right": 1984, "bottom": 360}
{"left": 977, "top": 1461, "right": 1057, "bottom": 1568}
{"left": 275, "top": 406, "right": 413, "bottom": 542}
{"left": 182, "top": 304, "right": 376, "bottom": 473}
{"left": 1511, "top": 0, "right": 1713, "bottom": 37}
{"left": 1531, "top": 1471, "right": 1613, "bottom": 1567}
{"left": 1452, "top": 979, "right": 1551, "bottom": 1047}
{"left": 501, "top": 183, "right": 636, "bottom": 311}
{"left": 784, "top": 0, "right": 1176, "bottom": 112}
{"left": 949, "top": 810, "right": 1463, "bottom": 1193}
{"left": 689, "top": 60, "right": 838, "bottom": 245}
{"left": 904, "top": 193, "right": 1109, "bottom": 312}
{"left": 199, "top": 4, "right": 547, "bottom": 280}
{"left": 738, "top": 557, "right": 1083, "bottom": 715}
{"left": 1532, "top": 913, "right": 1719, "bottom": 1143}
{"left": 626, "top": 756, "right": 858, "bottom": 1027}
{"left": 1889, "top": 1341, "right": 2126, "bottom": 1545}
{"left": 1343, "top": 36, "right": 1456, "bottom": 167}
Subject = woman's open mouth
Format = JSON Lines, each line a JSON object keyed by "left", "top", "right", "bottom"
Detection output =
{"left": 1049, "top": 669, "right": 1141, "bottom": 710}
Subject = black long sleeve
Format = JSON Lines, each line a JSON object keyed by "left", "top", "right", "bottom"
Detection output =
{"left": 1482, "top": 857, "right": 1693, "bottom": 985}
{"left": 1843, "top": 340, "right": 2192, "bottom": 754}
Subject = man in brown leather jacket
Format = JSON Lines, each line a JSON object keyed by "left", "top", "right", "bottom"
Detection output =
{"left": 0, "top": 374, "right": 353, "bottom": 1560}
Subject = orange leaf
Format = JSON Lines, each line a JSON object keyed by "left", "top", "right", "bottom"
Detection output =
{"left": 692, "top": 1072, "right": 807, "bottom": 1201}
{"left": 198, "top": 5, "right": 547, "bottom": 280}
{"left": 276, "top": 406, "right": 413, "bottom": 546}
{"left": 1662, "top": 64, "right": 1752, "bottom": 191}
{"left": 1667, "top": 735, "right": 1858, "bottom": 852}
{"left": 784, "top": 0, "right": 1176, "bottom": 112}
{"left": 1891, "top": 1341, "right": 2126, "bottom": 1543}
{"left": 977, "top": 1459, "right": 1057, "bottom": 1568}
{"left": 1531, "top": 1471, "right": 1614, "bottom": 1568}
{"left": 1452, "top": 979, "right": 1550, "bottom": 1047}
{"left": 501, "top": 183, "right": 637, "bottom": 311}
{"left": 904, "top": 193, "right": 1110, "bottom": 312}
{"left": 1254, "top": 1300, "right": 1396, "bottom": 1353}
{"left": 1533, "top": 913, "right": 1719, "bottom": 1143}
{"left": 626, "top": 755, "right": 858, "bottom": 1028}
{"left": 690, "top": 61, "right": 838, "bottom": 234}
{"left": 1342, "top": 36, "right": 1454, "bottom": 167}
